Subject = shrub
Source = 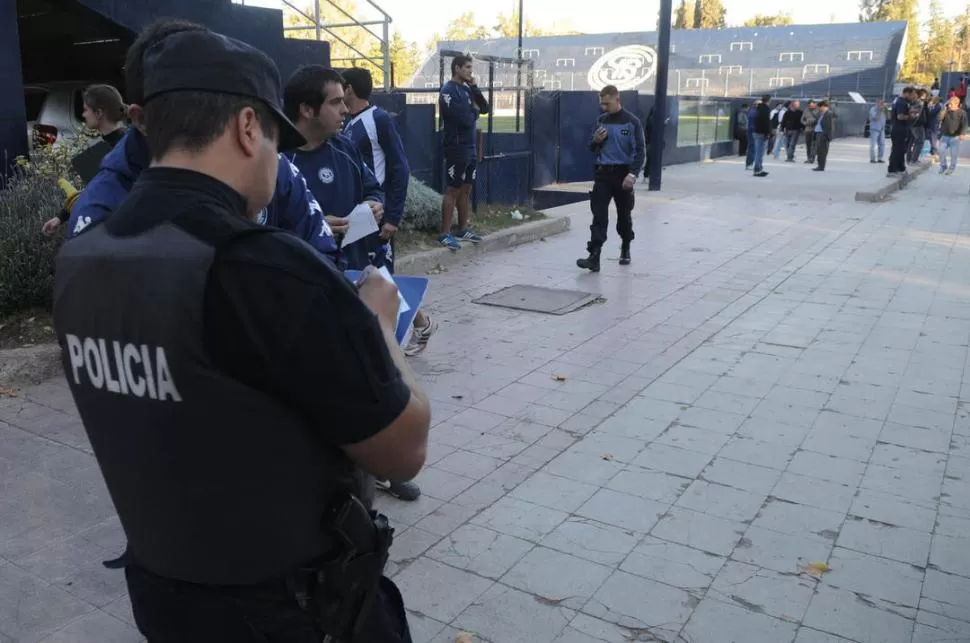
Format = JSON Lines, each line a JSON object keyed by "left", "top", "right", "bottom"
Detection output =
{"left": 0, "top": 167, "right": 63, "bottom": 316}
{"left": 402, "top": 178, "right": 443, "bottom": 232}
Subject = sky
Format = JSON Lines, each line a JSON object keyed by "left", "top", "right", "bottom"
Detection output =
{"left": 239, "top": 0, "right": 970, "bottom": 46}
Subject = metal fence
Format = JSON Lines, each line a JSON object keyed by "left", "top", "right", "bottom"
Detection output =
{"left": 676, "top": 98, "right": 735, "bottom": 147}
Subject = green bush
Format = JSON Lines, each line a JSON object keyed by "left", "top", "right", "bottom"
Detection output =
{"left": 402, "top": 178, "right": 443, "bottom": 232}
{"left": 0, "top": 167, "right": 64, "bottom": 316}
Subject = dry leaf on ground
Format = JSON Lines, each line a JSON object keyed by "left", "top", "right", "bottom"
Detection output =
{"left": 0, "top": 385, "right": 20, "bottom": 398}
{"left": 456, "top": 633, "right": 474, "bottom": 643}
{"left": 552, "top": 374, "right": 567, "bottom": 382}
{"left": 797, "top": 562, "right": 831, "bottom": 579}
{"left": 601, "top": 453, "right": 614, "bottom": 461}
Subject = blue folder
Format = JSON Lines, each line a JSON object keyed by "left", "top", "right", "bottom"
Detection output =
{"left": 344, "top": 271, "right": 430, "bottom": 345}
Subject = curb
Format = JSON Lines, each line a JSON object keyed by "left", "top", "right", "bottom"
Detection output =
{"left": 395, "top": 214, "right": 571, "bottom": 276}
{"left": 855, "top": 163, "right": 930, "bottom": 202}
{"left": 0, "top": 344, "right": 61, "bottom": 387}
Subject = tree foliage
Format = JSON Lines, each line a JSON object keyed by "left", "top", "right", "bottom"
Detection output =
{"left": 693, "top": 0, "right": 727, "bottom": 28}
{"left": 859, "top": 0, "right": 922, "bottom": 84}
{"left": 674, "top": 0, "right": 695, "bottom": 29}
{"left": 743, "top": 12, "right": 794, "bottom": 27}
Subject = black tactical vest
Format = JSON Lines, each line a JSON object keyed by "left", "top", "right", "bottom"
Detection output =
{"left": 54, "top": 215, "right": 356, "bottom": 586}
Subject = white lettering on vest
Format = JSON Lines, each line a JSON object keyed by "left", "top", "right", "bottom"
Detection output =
{"left": 63, "top": 334, "right": 182, "bottom": 402}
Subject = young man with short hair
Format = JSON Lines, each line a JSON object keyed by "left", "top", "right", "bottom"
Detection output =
{"left": 869, "top": 98, "right": 888, "bottom": 163}
{"left": 888, "top": 87, "right": 915, "bottom": 176}
{"left": 438, "top": 54, "right": 490, "bottom": 250}
{"left": 938, "top": 94, "right": 967, "bottom": 175}
{"left": 577, "top": 85, "right": 645, "bottom": 271}
{"left": 752, "top": 95, "right": 771, "bottom": 177}
{"left": 285, "top": 65, "right": 424, "bottom": 504}
{"left": 342, "top": 67, "right": 438, "bottom": 357}
{"left": 801, "top": 100, "right": 819, "bottom": 164}
{"left": 813, "top": 101, "right": 834, "bottom": 172}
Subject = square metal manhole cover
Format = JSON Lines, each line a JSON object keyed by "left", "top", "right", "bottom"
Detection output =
{"left": 473, "top": 285, "right": 600, "bottom": 315}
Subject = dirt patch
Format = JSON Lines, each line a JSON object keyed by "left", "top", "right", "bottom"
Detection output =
{"left": 396, "top": 204, "right": 545, "bottom": 256}
{"left": 0, "top": 310, "right": 56, "bottom": 350}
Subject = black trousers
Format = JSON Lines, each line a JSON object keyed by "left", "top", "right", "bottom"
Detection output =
{"left": 126, "top": 564, "right": 412, "bottom": 643}
{"left": 815, "top": 135, "right": 831, "bottom": 170}
{"left": 737, "top": 132, "right": 748, "bottom": 156}
{"left": 889, "top": 128, "right": 909, "bottom": 173}
{"left": 588, "top": 165, "right": 635, "bottom": 253}
{"left": 804, "top": 131, "right": 816, "bottom": 162}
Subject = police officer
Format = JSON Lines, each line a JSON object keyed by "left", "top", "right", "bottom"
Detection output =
{"left": 53, "top": 27, "right": 429, "bottom": 642}
{"left": 577, "top": 84, "right": 646, "bottom": 272}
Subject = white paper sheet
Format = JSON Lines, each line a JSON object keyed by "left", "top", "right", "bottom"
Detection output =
{"left": 375, "top": 265, "right": 411, "bottom": 319}
{"left": 341, "top": 203, "right": 380, "bottom": 247}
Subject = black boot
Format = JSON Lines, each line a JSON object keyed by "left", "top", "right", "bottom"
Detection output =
{"left": 576, "top": 249, "right": 600, "bottom": 272}
{"left": 619, "top": 242, "right": 631, "bottom": 266}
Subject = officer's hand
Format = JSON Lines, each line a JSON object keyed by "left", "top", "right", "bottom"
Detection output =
{"left": 622, "top": 173, "right": 636, "bottom": 191}
{"left": 366, "top": 200, "right": 384, "bottom": 223}
{"left": 380, "top": 222, "right": 398, "bottom": 241}
{"left": 325, "top": 215, "right": 349, "bottom": 235}
{"left": 593, "top": 127, "right": 608, "bottom": 143}
{"left": 42, "top": 217, "right": 62, "bottom": 236}
{"left": 358, "top": 266, "right": 400, "bottom": 330}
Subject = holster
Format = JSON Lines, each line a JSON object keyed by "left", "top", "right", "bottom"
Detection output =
{"left": 289, "top": 493, "right": 394, "bottom": 642}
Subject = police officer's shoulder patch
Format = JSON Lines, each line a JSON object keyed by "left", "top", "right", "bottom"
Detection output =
{"left": 318, "top": 167, "right": 335, "bottom": 184}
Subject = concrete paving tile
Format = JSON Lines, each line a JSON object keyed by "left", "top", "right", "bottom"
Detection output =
{"left": 414, "top": 502, "right": 479, "bottom": 537}
{"left": 771, "top": 472, "right": 856, "bottom": 514}
{"left": 752, "top": 497, "right": 845, "bottom": 541}
{"left": 540, "top": 517, "right": 640, "bottom": 567}
{"left": 812, "top": 411, "right": 884, "bottom": 441}
{"left": 824, "top": 547, "right": 923, "bottom": 610}
{"left": 656, "top": 424, "right": 732, "bottom": 456}
{"left": 836, "top": 514, "right": 932, "bottom": 567}
{"left": 509, "top": 471, "right": 599, "bottom": 513}
{"left": 675, "top": 480, "right": 767, "bottom": 523}
{"left": 709, "top": 376, "right": 776, "bottom": 398}
{"left": 912, "top": 616, "right": 970, "bottom": 643}
{"left": 787, "top": 450, "right": 867, "bottom": 487}
{"left": 793, "top": 627, "right": 859, "bottom": 643}
{"left": 426, "top": 524, "right": 532, "bottom": 580}
{"left": 920, "top": 568, "right": 970, "bottom": 624}
{"left": 650, "top": 507, "right": 746, "bottom": 556}
{"left": 733, "top": 525, "right": 834, "bottom": 575}
{"left": 735, "top": 417, "right": 812, "bottom": 446}
{"left": 393, "top": 557, "right": 494, "bottom": 623}
{"left": 640, "top": 382, "right": 708, "bottom": 405}
{"left": 681, "top": 597, "right": 798, "bottom": 643}
{"left": 929, "top": 532, "right": 970, "bottom": 578}
{"left": 604, "top": 467, "right": 691, "bottom": 505}
{"left": 390, "top": 528, "right": 443, "bottom": 566}
{"left": 552, "top": 613, "right": 635, "bottom": 643}
{"left": 501, "top": 546, "right": 613, "bottom": 611}
{"left": 36, "top": 610, "right": 141, "bottom": 643}
{"left": 470, "top": 496, "right": 568, "bottom": 542}
{"left": 675, "top": 406, "right": 748, "bottom": 435}
{"left": 0, "top": 560, "right": 95, "bottom": 643}
{"left": 803, "top": 584, "right": 914, "bottom": 643}
{"left": 887, "top": 404, "right": 956, "bottom": 433}
{"left": 454, "top": 583, "right": 574, "bottom": 643}
{"left": 563, "top": 431, "right": 647, "bottom": 465}
{"left": 719, "top": 436, "right": 798, "bottom": 470}
{"left": 620, "top": 536, "right": 725, "bottom": 592}
{"left": 13, "top": 535, "right": 129, "bottom": 609}
{"left": 417, "top": 466, "right": 478, "bottom": 502}
{"left": 576, "top": 488, "right": 668, "bottom": 534}
{"left": 700, "top": 457, "right": 783, "bottom": 495}
{"left": 582, "top": 570, "right": 696, "bottom": 637}
{"left": 631, "top": 443, "right": 713, "bottom": 478}
{"left": 594, "top": 413, "right": 670, "bottom": 441}
{"left": 850, "top": 486, "right": 938, "bottom": 530}
{"left": 860, "top": 464, "right": 943, "bottom": 506}
{"left": 540, "top": 449, "right": 624, "bottom": 486}
{"left": 405, "top": 611, "right": 447, "bottom": 643}
{"left": 871, "top": 442, "right": 947, "bottom": 475}
{"left": 708, "top": 559, "right": 817, "bottom": 623}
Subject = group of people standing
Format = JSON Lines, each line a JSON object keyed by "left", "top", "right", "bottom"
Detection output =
{"left": 879, "top": 87, "right": 967, "bottom": 177}
{"left": 737, "top": 95, "right": 834, "bottom": 175}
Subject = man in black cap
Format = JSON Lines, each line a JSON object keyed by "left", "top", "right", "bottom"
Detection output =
{"left": 53, "top": 26, "right": 427, "bottom": 642}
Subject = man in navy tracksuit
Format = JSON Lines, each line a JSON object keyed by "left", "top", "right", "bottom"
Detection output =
{"left": 578, "top": 85, "right": 646, "bottom": 272}
{"left": 283, "top": 65, "right": 385, "bottom": 273}
{"left": 438, "top": 54, "right": 490, "bottom": 250}
{"left": 68, "top": 128, "right": 338, "bottom": 260}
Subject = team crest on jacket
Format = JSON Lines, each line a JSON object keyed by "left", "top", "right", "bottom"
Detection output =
{"left": 256, "top": 208, "right": 268, "bottom": 225}
{"left": 319, "top": 167, "right": 335, "bottom": 184}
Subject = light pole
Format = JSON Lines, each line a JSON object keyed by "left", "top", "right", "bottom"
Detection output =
{"left": 649, "top": 0, "right": 672, "bottom": 190}
{"left": 515, "top": 0, "right": 524, "bottom": 131}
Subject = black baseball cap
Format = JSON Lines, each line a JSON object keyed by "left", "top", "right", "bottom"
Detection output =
{"left": 141, "top": 29, "right": 306, "bottom": 151}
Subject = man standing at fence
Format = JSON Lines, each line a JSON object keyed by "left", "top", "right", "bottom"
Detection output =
{"left": 438, "top": 54, "right": 490, "bottom": 250}
{"left": 781, "top": 99, "right": 804, "bottom": 162}
{"left": 813, "top": 101, "right": 834, "bottom": 172}
{"left": 869, "top": 98, "right": 888, "bottom": 163}
{"left": 889, "top": 87, "right": 915, "bottom": 177}
{"left": 577, "top": 85, "right": 645, "bottom": 272}
{"left": 801, "top": 100, "right": 818, "bottom": 164}
{"left": 752, "top": 95, "right": 771, "bottom": 177}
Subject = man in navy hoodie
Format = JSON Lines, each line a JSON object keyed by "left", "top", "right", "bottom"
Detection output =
{"left": 67, "top": 20, "right": 337, "bottom": 261}
{"left": 283, "top": 65, "right": 385, "bottom": 273}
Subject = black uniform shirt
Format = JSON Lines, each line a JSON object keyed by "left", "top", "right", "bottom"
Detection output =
{"left": 104, "top": 167, "right": 411, "bottom": 446}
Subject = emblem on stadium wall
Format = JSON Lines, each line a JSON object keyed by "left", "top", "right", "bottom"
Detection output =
{"left": 587, "top": 45, "right": 658, "bottom": 91}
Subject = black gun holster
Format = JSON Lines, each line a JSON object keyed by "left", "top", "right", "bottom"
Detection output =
{"left": 288, "top": 493, "right": 394, "bottom": 642}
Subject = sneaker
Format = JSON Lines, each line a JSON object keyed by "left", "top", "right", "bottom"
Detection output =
{"left": 455, "top": 229, "right": 483, "bottom": 243}
{"left": 744, "top": 165, "right": 752, "bottom": 171}
{"left": 754, "top": 171, "right": 768, "bottom": 177}
{"left": 576, "top": 251, "right": 601, "bottom": 272}
{"left": 870, "top": 159, "right": 877, "bottom": 163}
{"left": 946, "top": 168, "right": 955, "bottom": 176}
{"left": 439, "top": 233, "right": 461, "bottom": 250}
{"left": 940, "top": 166, "right": 948, "bottom": 174}
{"left": 376, "top": 479, "right": 421, "bottom": 501}
{"left": 404, "top": 315, "right": 438, "bottom": 356}
{"left": 877, "top": 159, "right": 885, "bottom": 163}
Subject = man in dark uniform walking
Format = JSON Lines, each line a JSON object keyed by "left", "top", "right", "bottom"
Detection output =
{"left": 577, "top": 85, "right": 646, "bottom": 272}
{"left": 53, "top": 26, "right": 429, "bottom": 642}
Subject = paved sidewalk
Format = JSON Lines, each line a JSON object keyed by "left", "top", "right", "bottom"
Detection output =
{"left": 2, "top": 140, "right": 970, "bottom": 642}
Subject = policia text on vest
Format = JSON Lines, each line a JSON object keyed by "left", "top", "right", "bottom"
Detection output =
{"left": 65, "top": 335, "right": 182, "bottom": 402}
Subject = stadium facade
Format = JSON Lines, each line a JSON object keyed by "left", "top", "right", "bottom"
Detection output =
{"left": 410, "top": 21, "right": 907, "bottom": 101}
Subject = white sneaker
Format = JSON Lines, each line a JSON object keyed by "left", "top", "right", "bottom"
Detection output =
{"left": 404, "top": 316, "right": 438, "bottom": 356}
